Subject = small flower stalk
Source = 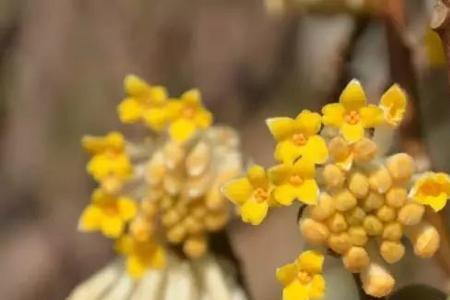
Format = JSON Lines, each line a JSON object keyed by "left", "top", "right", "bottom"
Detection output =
{"left": 222, "top": 79, "right": 450, "bottom": 299}
{"left": 75, "top": 74, "right": 244, "bottom": 292}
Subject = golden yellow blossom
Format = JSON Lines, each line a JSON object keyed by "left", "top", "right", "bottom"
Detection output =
{"left": 167, "top": 89, "right": 213, "bottom": 142}
{"left": 322, "top": 80, "right": 383, "bottom": 142}
{"left": 276, "top": 250, "right": 325, "bottom": 300}
{"left": 269, "top": 158, "right": 319, "bottom": 205}
{"left": 266, "top": 110, "right": 328, "bottom": 164}
{"left": 115, "top": 234, "right": 166, "bottom": 278}
{"left": 410, "top": 172, "right": 450, "bottom": 212}
{"left": 379, "top": 84, "right": 407, "bottom": 127}
{"left": 82, "top": 132, "right": 132, "bottom": 184}
{"left": 78, "top": 189, "right": 137, "bottom": 238}
{"left": 117, "top": 74, "right": 169, "bottom": 131}
{"left": 222, "top": 165, "right": 273, "bottom": 225}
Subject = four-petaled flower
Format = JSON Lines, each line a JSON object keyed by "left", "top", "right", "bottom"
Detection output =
{"left": 322, "top": 80, "right": 383, "bottom": 143}
{"left": 379, "top": 84, "right": 407, "bottom": 127}
{"left": 79, "top": 189, "right": 137, "bottom": 238}
{"left": 276, "top": 250, "right": 326, "bottom": 300}
{"left": 266, "top": 110, "right": 328, "bottom": 164}
{"left": 410, "top": 172, "right": 450, "bottom": 212}
{"left": 222, "top": 165, "right": 274, "bottom": 225}
{"left": 270, "top": 158, "right": 319, "bottom": 205}
{"left": 118, "top": 75, "right": 169, "bottom": 131}
{"left": 166, "top": 89, "right": 213, "bottom": 142}
{"left": 115, "top": 234, "right": 166, "bottom": 278}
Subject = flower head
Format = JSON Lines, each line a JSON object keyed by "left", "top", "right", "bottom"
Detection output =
{"left": 117, "top": 75, "right": 169, "bottom": 131}
{"left": 410, "top": 172, "right": 450, "bottom": 211}
{"left": 269, "top": 158, "right": 319, "bottom": 205}
{"left": 266, "top": 110, "right": 328, "bottom": 164}
{"left": 115, "top": 234, "right": 166, "bottom": 278}
{"left": 167, "top": 89, "right": 213, "bottom": 142}
{"left": 78, "top": 189, "right": 137, "bottom": 238}
{"left": 276, "top": 250, "right": 325, "bottom": 300}
{"left": 322, "top": 80, "right": 383, "bottom": 142}
{"left": 222, "top": 165, "right": 274, "bottom": 225}
{"left": 379, "top": 84, "right": 407, "bottom": 127}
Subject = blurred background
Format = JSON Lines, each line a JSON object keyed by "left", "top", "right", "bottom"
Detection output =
{"left": 0, "top": 0, "right": 449, "bottom": 299}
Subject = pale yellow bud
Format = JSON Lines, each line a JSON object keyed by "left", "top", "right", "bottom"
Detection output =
{"left": 382, "top": 222, "right": 403, "bottom": 241}
{"left": 162, "top": 209, "right": 182, "bottom": 228}
{"left": 363, "top": 215, "right": 384, "bottom": 236}
{"left": 101, "top": 177, "right": 123, "bottom": 195}
{"left": 385, "top": 187, "right": 407, "bottom": 208}
{"left": 343, "top": 246, "right": 370, "bottom": 273}
{"left": 380, "top": 241, "right": 405, "bottom": 264}
{"left": 408, "top": 222, "right": 440, "bottom": 258}
{"left": 369, "top": 166, "right": 392, "bottom": 194}
{"left": 328, "top": 232, "right": 352, "bottom": 254}
{"left": 186, "top": 141, "right": 210, "bottom": 177}
{"left": 397, "top": 203, "right": 425, "bottom": 226}
{"left": 204, "top": 211, "right": 229, "bottom": 232}
{"left": 323, "top": 164, "right": 345, "bottom": 189}
{"left": 348, "top": 226, "right": 368, "bottom": 246}
{"left": 361, "top": 263, "right": 395, "bottom": 298}
{"left": 166, "top": 224, "right": 187, "bottom": 244}
{"left": 309, "top": 193, "right": 336, "bottom": 221}
{"left": 183, "top": 216, "right": 204, "bottom": 235}
{"left": 183, "top": 235, "right": 207, "bottom": 259}
{"left": 163, "top": 142, "right": 185, "bottom": 170}
{"left": 141, "top": 199, "right": 159, "bottom": 217}
{"left": 345, "top": 207, "right": 366, "bottom": 226}
{"left": 362, "top": 192, "right": 384, "bottom": 212}
{"left": 328, "top": 136, "right": 350, "bottom": 162}
{"left": 353, "top": 138, "right": 378, "bottom": 163}
{"left": 327, "top": 212, "right": 348, "bottom": 233}
{"left": 192, "top": 204, "right": 207, "bottom": 219}
{"left": 348, "top": 172, "right": 369, "bottom": 198}
{"left": 386, "top": 153, "right": 415, "bottom": 182}
{"left": 334, "top": 189, "right": 357, "bottom": 212}
{"left": 160, "top": 195, "right": 174, "bottom": 212}
{"left": 376, "top": 205, "right": 396, "bottom": 223}
{"left": 130, "top": 217, "right": 153, "bottom": 242}
{"left": 299, "top": 218, "right": 330, "bottom": 245}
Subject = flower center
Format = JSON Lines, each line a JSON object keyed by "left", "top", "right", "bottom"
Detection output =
{"left": 292, "top": 133, "right": 307, "bottom": 146}
{"left": 254, "top": 188, "right": 269, "bottom": 202}
{"left": 103, "top": 202, "right": 119, "bottom": 215}
{"left": 289, "top": 175, "right": 304, "bottom": 186}
{"left": 297, "top": 271, "right": 312, "bottom": 284}
{"left": 421, "top": 182, "right": 441, "bottom": 196}
{"left": 183, "top": 106, "right": 196, "bottom": 119}
{"left": 345, "top": 110, "right": 360, "bottom": 125}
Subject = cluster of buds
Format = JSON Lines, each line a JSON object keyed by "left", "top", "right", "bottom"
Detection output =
{"left": 78, "top": 75, "right": 242, "bottom": 278}
{"left": 223, "top": 79, "right": 450, "bottom": 299}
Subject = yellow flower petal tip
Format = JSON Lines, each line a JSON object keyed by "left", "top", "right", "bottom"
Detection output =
{"left": 339, "top": 79, "right": 367, "bottom": 109}
{"left": 410, "top": 172, "right": 450, "bottom": 212}
{"left": 379, "top": 84, "right": 407, "bottom": 127}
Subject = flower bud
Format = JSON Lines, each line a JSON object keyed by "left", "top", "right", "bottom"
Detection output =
{"left": 353, "top": 138, "right": 378, "bottom": 163}
{"left": 130, "top": 217, "right": 153, "bottom": 242}
{"left": 397, "top": 203, "right": 425, "bottom": 226}
{"left": 299, "top": 218, "right": 330, "bottom": 245}
{"left": 328, "top": 137, "right": 350, "bottom": 162}
{"left": 309, "top": 193, "right": 336, "bottom": 221}
{"left": 361, "top": 263, "right": 395, "bottom": 298}
{"left": 183, "top": 235, "right": 207, "bottom": 259}
{"left": 345, "top": 207, "right": 366, "bottom": 226}
{"left": 343, "top": 246, "right": 370, "bottom": 273}
{"left": 162, "top": 209, "right": 182, "bottom": 228}
{"left": 183, "top": 216, "right": 204, "bottom": 235}
{"left": 382, "top": 222, "right": 403, "bottom": 241}
{"left": 408, "top": 222, "right": 440, "bottom": 258}
{"left": 363, "top": 215, "right": 384, "bottom": 236}
{"left": 328, "top": 232, "right": 352, "bottom": 254}
{"left": 385, "top": 187, "right": 407, "bottom": 208}
{"left": 386, "top": 153, "right": 415, "bottom": 182}
{"left": 348, "top": 172, "right": 369, "bottom": 199}
{"left": 376, "top": 205, "right": 396, "bottom": 223}
{"left": 348, "top": 226, "right": 368, "bottom": 246}
{"left": 334, "top": 189, "right": 357, "bottom": 212}
{"left": 323, "top": 164, "right": 345, "bottom": 189}
{"left": 362, "top": 192, "right": 384, "bottom": 212}
{"left": 204, "top": 211, "right": 229, "bottom": 231}
{"left": 380, "top": 241, "right": 405, "bottom": 263}
{"left": 369, "top": 166, "right": 392, "bottom": 194}
{"left": 327, "top": 212, "right": 348, "bottom": 233}
{"left": 167, "top": 224, "right": 186, "bottom": 244}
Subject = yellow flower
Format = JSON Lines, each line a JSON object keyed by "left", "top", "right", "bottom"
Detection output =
{"left": 410, "top": 172, "right": 450, "bottom": 212}
{"left": 222, "top": 165, "right": 274, "bottom": 225}
{"left": 115, "top": 234, "right": 166, "bottom": 279}
{"left": 82, "top": 132, "right": 132, "bottom": 184}
{"left": 379, "top": 84, "right": 407, "bottom": 127}
{"left": 167, "top": 89, "right": 213, "bottom": 142}
{"left": 322, "top": 79, "right": 383, "bottom": 143}
{"left": 269, "top": 158, "right": 319, "bottom": 206}
{"left": 117, "top": 74, "right": 169, "bottom": 131}
{"left": 276, "top": 250, "right": 326, "bottom": 300}
{"left": 266, "top": 110, "right": 328, "bottom": 164}
{"left": 78, "top": 189, "right": 137, "bottom": 238}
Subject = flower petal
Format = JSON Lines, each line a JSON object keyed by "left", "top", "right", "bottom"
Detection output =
{"left": 118, "top": 197, "right": 137, "bottom": 221}
{"left": 124, "top": 75, "right": 151, "bottom": 97}
{"left": 222, "top": 178, "right": 253, "bottom": 205}
{"left": 380, "top": 84, "right": 407, "bottom": 126}
{"left": 295, "top": 110, "right": 322, "bottom": 136}
{"left": 293, "top": 157, "right": 315, "bottom": 179}
{"left": 78, "top": 205, "right": 102, "bottom": 231}
{"left": 416, "top": 194, "right": 447, "bottom": 212}
{"left": 240, "top": 198, "right": 269, "bottom": 225}
{"left": 303, "top": 135, "right": 329, "bottom": 164}
{"left": 322, "top": 103, "right": 345, "bottom": 127}
{"left": 274, "top": 184, "right": 297, "bottom": 206}
{"left": 360, "top": 104, "right": 383, "bottom": 128}
{"left": 127, "top": 255, "right": 147, "bottom": 278}
{"left": 101, "top": 216, "right": 124, "bottom": 238}
{"left": 181, "top": 88, "right": 202, "bottom": 106}
{"left": 297, "top": 250, "right": 324, "bottom": 274}
{"left": 308, "top": 274, "right": 326, "bottom": 299}
{"left": 283, "top": 280, "right": 309, "bottom": 300}
{"left": 341, "top": 122, "right": 364, "bottom": 143}
{"left": 276, "top": 263, "right": 298, "bottom": 286}
{"left": 295, "top": 179, "right": 319, "bottom": 205}
{"left": 269, "top": 164, "right": 292, "bottom": 185}
{"left": 266, "top": 117, "right": 296, "bottom": 141}
{"left": 169, "top": 118, "right": 197, "bottom": 142}
{"left": 247, "top": 165, "right": 268, "bottom": 188}
{"left": 340, "top": 79, "right": 367, "bottom": 110}
{"left": 194, "top": 109, "right": 213, "bottom": 129}
{"left": 117, "top": 98, "right": 142, "bottom": 123}
{"left": 275, "top": 140, "right": 303, "bottom": 163}
{"left": 148, "top": 245, "right": 166, "bottom": 269}
{"left": 143, "top": 107, "right": 168, "bottom": 131}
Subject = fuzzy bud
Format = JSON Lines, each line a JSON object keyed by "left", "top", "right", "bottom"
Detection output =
{"left": 386, "top": 153, "right": 415, "bottom": 182}
{"left": 343, "top": 246, "right": 370, "bottom": 273}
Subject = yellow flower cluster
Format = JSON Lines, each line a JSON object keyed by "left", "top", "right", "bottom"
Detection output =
{"left": 222, "top": 79, "right": 450, "bottom": 299}
{"left": 79, "top": 75, "right": 241, "bottom": 279}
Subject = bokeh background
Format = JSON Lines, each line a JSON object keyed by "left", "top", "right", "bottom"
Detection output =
{"left": 0, "top": 0, "right": 449, "bottom": 299}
